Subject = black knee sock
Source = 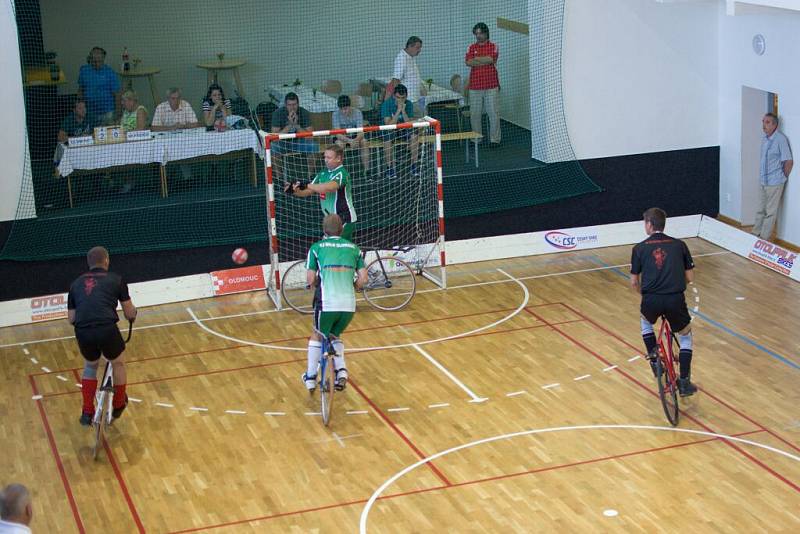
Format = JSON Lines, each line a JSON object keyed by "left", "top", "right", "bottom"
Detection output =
{"left": 679, "top": 349, "right": 692, "bottom": 379}
{"left": 643, "top": 333, "right": 657, "bottom": 355}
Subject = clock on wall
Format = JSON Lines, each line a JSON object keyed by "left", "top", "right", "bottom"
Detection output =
{"left": 752, "top": 34, "right": 766, "bottom": 56}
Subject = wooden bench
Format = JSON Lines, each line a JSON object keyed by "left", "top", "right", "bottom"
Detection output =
{"left": 366, "top": 130, "right": 483, "bottom": 168}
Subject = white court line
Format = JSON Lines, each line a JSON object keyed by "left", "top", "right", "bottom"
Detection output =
{"left": 155, "top": 402, "right": 174, "bottom": 408}
{"left": 736, "top": 296, "right": 746, "bottom": 301}
{"left": 413, "top": 344, "right": 487, "bottom": 403}
{"left": 186, "top": 267, "right": 530, "bottom": 355}
{"left": 541, "top": 383, "right": 560, "bottom": 390}
{"left": 347, "top": 410, "right": 369, "bottom": 415}
{"left": 56, "top": 375, "right": 68, "bottom": 382}
{"left": 428, "top": 403, "right": 450, "bottom": 409}
{"left": 0, "top": 252, "right": 729, "bottom": 349}
{"left": 264, "top": 411, "right": 286, "bottom": 416}
{"left": 628, "top": 355, "right": 641, "bottom": 362}
{"left": 573, "top": 374, "right": 591, "bottom": 381}
{"left": 225, "top": 410, "right": 246, "bottom": 415}
{"left": 23, "top": 348, "right": 29, "bottom": 355}
{"left": 506, "top": 391, "right": 526, "bottom": 397}
{"left": 387, "top": 407, "right": 410, "bottom": 413}
{"left": 30, "top": 357, "right": 37, "bottom": 364}
{"left": 190, "top": 407, "right": 209, "bottom": 412}
{"left": 358, "top": 424, "right": 800, "bottom": 533}
{"left": 74, "top": 383, "right": 82, "bottom": 388}
{"left": 31, "top": 395, "right": 43, "bottom": 401}
{"left": 603, "top": 365, "right": 618, "bottom": 372}
{"left": 305, "top": 412, "right": 322, "bottom": 416}
{"left": 129, "top": 398, "right": 142, "bottom": 403}
{"left": 40, "top": 367, "right": 51, "bottom": 373}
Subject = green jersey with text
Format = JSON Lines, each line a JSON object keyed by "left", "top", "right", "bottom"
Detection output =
{"left": 311, "top": 165, "right": 357, "bottom": 223}
{"left": 306, "top": 236, "right": 365, "bottom": 312}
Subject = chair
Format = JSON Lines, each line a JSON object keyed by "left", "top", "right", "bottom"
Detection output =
{"left": 321, "top": 79, "right": 342, "bottom": 96}
{"left": 356, "top": 83, "right": 375, "bottom": 112}
{"left": 256, "top": 101, "right": 278, "bottom": 131}
{"left": 434, "top": 74, "right": 470, "bottom": 134}
{"left": 348, "top": 94, "right": 370, "bottom": 126}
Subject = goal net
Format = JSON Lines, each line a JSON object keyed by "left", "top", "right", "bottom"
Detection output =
{"left": 263, "top": 117, "right": 446, "bottom": 310}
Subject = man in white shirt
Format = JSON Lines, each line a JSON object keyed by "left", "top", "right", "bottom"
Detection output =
{"left": 0, "top": 484, "right": 33, "bottom": 534}
{"left": 390, "top": 36, "right": 426, "bottom": 116}
{"left": 151, "top": 87, "right": 201, "bottom": 131}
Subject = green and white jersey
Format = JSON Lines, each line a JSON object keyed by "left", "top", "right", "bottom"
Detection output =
{"left": 306, "top": 236, "right": 365, "bottom": 312}
{"left": 311, "top": 165, "right": 357, "bottom": 223}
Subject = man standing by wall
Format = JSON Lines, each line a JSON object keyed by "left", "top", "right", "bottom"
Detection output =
{"left": 465, "top": 22, "right": 501, "bottom": 148}
{"left": 753, "top": 113, "right": 793, "bottom": 240}
{"left": 390, "top": 37, "right": 426, "bottom": 116}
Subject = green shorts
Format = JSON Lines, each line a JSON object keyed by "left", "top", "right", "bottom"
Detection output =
{"left": 313, "top": 310, "right": 354, "bottom": 338}
{"left": 341, "top": 221, "right": 356, "bottom": 242}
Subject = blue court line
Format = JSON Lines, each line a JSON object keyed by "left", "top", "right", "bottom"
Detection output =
{"left": 586, "top": 254, "right": 800, "bottom": 371}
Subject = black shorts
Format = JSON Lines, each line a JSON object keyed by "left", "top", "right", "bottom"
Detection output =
{"left": 640, "top": 293, "right": 691, "bottom": 333}
{"left": 75, "top": 323, "right": 125, "bottom": 362}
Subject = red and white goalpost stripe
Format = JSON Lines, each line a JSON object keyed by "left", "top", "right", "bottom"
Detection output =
{"left": 261, "top": 117, "right": 447, "bottom": 309}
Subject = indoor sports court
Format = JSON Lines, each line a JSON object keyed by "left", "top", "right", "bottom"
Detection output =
{"left": 2, "top": 231, "right": 799, "bottom": 532}
{"left": 2, "top": 0, "right": 800, "bottom": 532}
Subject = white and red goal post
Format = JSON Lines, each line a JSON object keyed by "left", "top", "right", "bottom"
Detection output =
{"left": 261, "top": 117, "right": 447, "bottom": 310}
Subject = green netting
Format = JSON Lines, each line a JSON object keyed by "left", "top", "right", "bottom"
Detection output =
{"left": 3, "top": 0, "right": 599, "bottom": 261}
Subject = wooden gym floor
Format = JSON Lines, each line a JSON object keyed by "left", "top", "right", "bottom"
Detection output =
{"left": 1, "top": 238, "right": 799, "bottom": 533}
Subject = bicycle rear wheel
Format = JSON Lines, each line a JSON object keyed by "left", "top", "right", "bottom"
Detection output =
{"left": 655, "top": 354, "right": 679, "bottom": 426}
{"left": 362, "top": 257, "right": 416, "bottom": 311}
{"left": 282, "top": 260, "right": 315, "bottom": 314}
{"left": 319, "top": 354, "right": 335, "bottom": 427}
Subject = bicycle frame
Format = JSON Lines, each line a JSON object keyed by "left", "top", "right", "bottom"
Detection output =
{"left": 656, "top": 318, "right": 678, "bottom": 388}
{"left": 92, "top": 359, "right": 114, "bottom": 459}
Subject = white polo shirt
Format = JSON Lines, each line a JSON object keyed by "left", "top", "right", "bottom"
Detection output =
{"left": 0, "top": 519, "right": 32, "bottom": 534}
{"left": 392, "top": 49, "right": 422, "bottom": 103}
{"left": 151, "top": 100, "right": 198, "bottom": 127}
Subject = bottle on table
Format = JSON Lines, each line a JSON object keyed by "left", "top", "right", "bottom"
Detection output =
{"left": 122, "top": 47, "right": 130, "bottom": 72}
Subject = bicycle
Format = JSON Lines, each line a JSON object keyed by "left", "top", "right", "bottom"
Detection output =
{"left": 281, "top": 247, "right": 417, "bottom": 313}
{"left": 91, "top": 320, "right": 133, "bottom": 460}
{"left": 307, "top": 335, "right": 340, "bottom": 427}
{"left": 650, "top": 316, "right": 680, "bottom": 426}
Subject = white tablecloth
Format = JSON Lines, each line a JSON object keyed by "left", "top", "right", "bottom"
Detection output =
{"left": 58, "top": 129, "right": 261, "bottom": 177}
{"left": 267, "top": 84, "right": 338, "bottom": 113}
{"left": 370, "top": 77, "right": 464, "bottom": 107}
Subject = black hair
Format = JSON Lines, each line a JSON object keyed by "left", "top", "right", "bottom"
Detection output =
{"left": 205, "top": 83, "right": 226, "bottom": 103}
{"left": 337, "top": 94, "right": 350, "bottom": 108}
{"left": 393, "top": 84, "right": 408, "bottom": 96}
{"left": 405, "top": 36, "right": 422, "bottom": 49}
{"left": 285, "top": 92, "right": 299, "bottom": 104}
{"left": 473, "top": 22, "right": 489, "bottom": 38}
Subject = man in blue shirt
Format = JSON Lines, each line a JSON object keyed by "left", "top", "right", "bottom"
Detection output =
{"left": 380, "top": 83, "right": 419, "bottom": 178}
{"left": 78, "top": 47, "right": 121, "bottom": 125}
{"left": 753, "top": 113, "right": 793, "bottom": 240}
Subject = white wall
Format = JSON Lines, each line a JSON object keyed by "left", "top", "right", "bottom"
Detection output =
{"left": 1, "top": 1, "right": 34, "bottom": 221}
{"left": 718, "top": 1, "right": 800, "bottom": 244}
{"left": 740, "top": 85, "right": 767, "bottom": 225}
{"left": 554, "top": 0, "right": 719, "bottom": 161}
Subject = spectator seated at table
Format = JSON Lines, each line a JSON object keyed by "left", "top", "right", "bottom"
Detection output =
{"left": 120, "top": 90, "right": 149, "bottom": 132}
{"left": 333, "top": 95, "right": 370, "bottom": 175}
{"left": 271, "top": 92, "right": 317, "bottom": 174}
{"left": 78, "top": 46, "right": 121, "bottom": 126}
{"left": 152, "top": 87, "right": 201, "bottom": 131}
{"left": 380, "top": 83, "right": 419, "bottom": 178}
{"left": 54, "top": 99, "right": 95, "bottom": 166}
{"left": 202, "top": 83, "right": 231, "bottom": 129}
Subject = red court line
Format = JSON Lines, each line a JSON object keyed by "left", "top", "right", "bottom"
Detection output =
{"left": 557, "top": 302, "right": 800, "bottom": 455}
{"left": 29, "top": 375, "right": 86, "bottom": 534}
{"left": 102, "top": 440, "right": 146, "bottom": 533}
{"left": 349, "top": 378, "right": 453, "bottom": 487}
{"left": 164, "top": 428, "right": 764, "bottom": 533}
{"left": 38, "top": 317, "right": 582, "bottom": 400}
{"left": 525, "top": 307, "right": 800, "bottom": 493}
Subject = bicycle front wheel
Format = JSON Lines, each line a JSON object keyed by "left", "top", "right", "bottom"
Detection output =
{"left": 362, "top": 257, "right": 416, "bottom": 311}
{"left": 655, "top": 355, "right": 679, "bottom": 427}
{"left": 92, "top": 393, "right": 108, "bottom": 460}
{"left": 320, "top": 355, "right": 335, "bottom": 427}
{"left": 281, "top": 260, "right": 315, "bottom": 314}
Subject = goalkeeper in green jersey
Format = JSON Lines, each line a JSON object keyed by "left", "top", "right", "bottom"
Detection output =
{"left": 302, "top": 214, "right": 368, "bottom": 391}
{"left": 284, "top": 144, "right": 358, "bottom": 242}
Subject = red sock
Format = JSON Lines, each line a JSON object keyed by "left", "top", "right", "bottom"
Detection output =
{"left": 113, "top": 384, "right": 128, "bottom": 409}
{"left": 81, "top": 378, "right": 98, "bottom": 414}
